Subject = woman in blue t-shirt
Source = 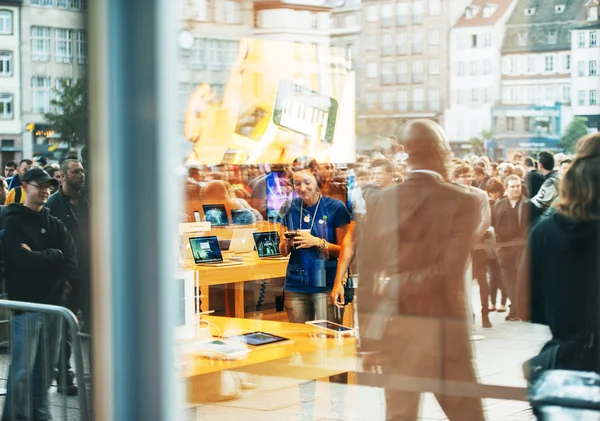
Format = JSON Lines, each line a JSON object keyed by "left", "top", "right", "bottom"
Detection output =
{"left": 277, "top": 162, "right": 351, "bottom": 323}
{"left": 277, "top": 159, "right": 351, "bottom": 419}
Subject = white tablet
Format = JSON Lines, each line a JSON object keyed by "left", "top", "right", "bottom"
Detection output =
{"left": 306, "top": 320, "right": 356, "bottom": 335}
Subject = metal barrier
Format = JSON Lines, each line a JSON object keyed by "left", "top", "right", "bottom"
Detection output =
{"left": 0, "top": 299, "right": 90, "bottom": 421}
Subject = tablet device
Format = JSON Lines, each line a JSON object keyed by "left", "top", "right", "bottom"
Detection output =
{"left": 228, "top": 331, "right": 291, "bottom": 347}
{"left": 306, "top": 320, "right": 356, "bottom": 335}
{"left": 193, "top": 339, "right": 251, "bottom": 360}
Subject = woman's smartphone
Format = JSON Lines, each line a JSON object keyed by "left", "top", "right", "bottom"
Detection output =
{"left": 284, "top": 231, "right": 298, "bottom": 239}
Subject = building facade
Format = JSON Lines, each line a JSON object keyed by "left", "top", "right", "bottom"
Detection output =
{"left": 571, "top": 0, "right": 600, "bottom": 131}
{"left": 20, "top": 0, "right": 87, "bottom": 161}
{"left": 490, "top": 0, "right": 586, "bottom": 159}
{"left": 444, "top": 0, "right": 518, "bottom": 155}
{"left": 330, "top": 0, "right": 361, "bottom": 70}
{"left": 357, "top": 0, "right": 471, "bottom": 144}
{"left": 0, "top": 0, "right": 22, "bottom": 166}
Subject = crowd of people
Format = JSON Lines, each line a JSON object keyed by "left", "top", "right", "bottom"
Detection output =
{"left": 0, "top": 155, "right": 89, "bottom": 420}
{"left": 0, "top": 120, "right": 597, "bottom": 420}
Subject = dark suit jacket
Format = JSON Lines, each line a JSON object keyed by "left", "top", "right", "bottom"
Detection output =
{"left": 357, "top": 173, "right": 479, "bottom": 351}
{"left": 491, "top": 196, "right": 531, "bottom": 242}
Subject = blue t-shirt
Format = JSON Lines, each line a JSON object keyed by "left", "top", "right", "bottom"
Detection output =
{"left": 277, "top": 196, "right": 351, "bottom": 293}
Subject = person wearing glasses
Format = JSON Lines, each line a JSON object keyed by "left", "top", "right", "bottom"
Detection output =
{"left": 2, "top": 168, "right": 78, "bottom": 421}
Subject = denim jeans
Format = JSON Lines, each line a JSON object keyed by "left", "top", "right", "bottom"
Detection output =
{"left": 284, "top": 291, "right": 348, "bottom": 420}
{"left": 2, "top": 312, "right": 63, "bottom": 421}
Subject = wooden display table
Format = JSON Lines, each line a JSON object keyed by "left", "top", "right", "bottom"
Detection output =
{"left": 182, "top": 316, "right": 358, "bottom": 403}
{"left": 183, "top": 254, "right": 288, "bottom": 317}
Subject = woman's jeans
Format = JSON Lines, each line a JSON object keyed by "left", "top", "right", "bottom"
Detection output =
{"left": 285, "top": 291, "right": 348, "bottom": 420}
{"left": 2, "top": 312, "right": 62, "bottom": 421}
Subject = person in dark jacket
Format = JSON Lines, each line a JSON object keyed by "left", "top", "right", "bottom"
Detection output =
{"left": 6, "top": 159, "right": 33, "bottom": 191}
{"left": 1, "top": 168, "right": 78, "bottom": 421}
{"left": 523, "top": 157, "right": 544, "bottom": 199}
{"left": 492, "top": 175, "right": 531, "bottom": 321}
{"left": 46, "top": 158, "right": 89, "bottom": 395}
{"left": 520, "top": 132, "right": 600, "bottom": 373}
{"left": 530, "top": 151, "right": 560, "bottom": 222}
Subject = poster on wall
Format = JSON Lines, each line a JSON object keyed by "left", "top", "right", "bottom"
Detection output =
{"left": 183, "top": 38, "right": 356, "bottom": 165}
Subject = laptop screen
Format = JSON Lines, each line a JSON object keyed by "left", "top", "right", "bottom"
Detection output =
{"left": 189, "top": 236, "right": 223, "bottom": 264}
{"left": 231, "top": 209, "right": 254, "bottom": 226}
{"left": 202, "top": 204, "right": 229, "bottom": 227}
{"left": 253, "top": 231, "right": 281, "bottom": 258}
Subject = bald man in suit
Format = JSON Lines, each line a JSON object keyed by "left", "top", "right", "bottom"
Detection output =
{"left": 357, "top": 119, "right": 485, "bottom": 421}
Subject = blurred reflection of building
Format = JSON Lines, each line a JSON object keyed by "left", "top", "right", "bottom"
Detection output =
{"left": 571, "top": 1, "right": 600, "bottom": 132}
{"left": 0, "top": 0, "right": 21, "bottom": 165}
{"left": 444, "top": 0, "right": 519, "bottom": 154}
{"left": 330, "top": 0, "right": 361, "bottom": 75}
{"left": 357, "top": 0, "right": 471, "bottom": 142}
{"left": 20, "top": 0, "right": 88, "bottom": 160}
{"left": 490, "top": 0, "right": 587, "bottom": 159}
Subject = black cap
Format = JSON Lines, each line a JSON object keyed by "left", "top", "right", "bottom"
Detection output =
{"left": 22, "top": 168, "right": 59, "bottom": 187}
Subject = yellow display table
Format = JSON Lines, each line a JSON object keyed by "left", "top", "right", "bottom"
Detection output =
{"left": 182, "top": 316, "right": 357, "bottom": 403}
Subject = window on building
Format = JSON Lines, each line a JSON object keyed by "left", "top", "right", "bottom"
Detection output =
{"left": 0, "top": 94, "right": 13, "bottom": 119}
{"left": 483, "top": 4, "right": 497, "bottom": 17}
{"left": 366, "top": 34, "right": 377, "bottom": 50}
{"left": 545, "top": 55, "right": 554, "bottom": 72}
{"left": 517, "top": 32, "right": 528, "bottom": 47}
{"left": 483, "top": 59, "right": 492, "bottom": 74}
{"left": 428, "top": 28, "right": 440, "bottom": 45}
{"left": 31, "top": 0, "right": 42, "bottom": 4}
{"left": 548, "top": 30, "right": 557, "bottom": 45}
{"left": 545, "top": 86, "right": 555, "bottom": 101}
{"left": 412, "top": 30, "right": 423, "bottom": 53}
{"left": 413, "top": 0, "right": 424, "bottom": 24}
{"left": 53, "top": 78, "right": 71, "bottom": 111}
{"left": 483, "top": 88, "right": 491, "bottom": 103}
{"left": 381, "top": 4, "right": 393, "bottom": 27}
{"left": 76, "top": 31, "right": 87, "bottom": 64}
{"left": 471, "top": 88, "right": 479, "bottom": 103}
{"left": 579, "top": 90, "right": 586, "bottom": 105}
{"left": 429, "top": 58, "right": 439, "bottom": 75}
{"left": 397, "top": 89, "right": 408, "bottom": 110}
{"left": 397, "top": 61, "right": 408, "bottom": 83}
{"left": 507, "top": 117, "right": 515, "bottom": 131}
{"left": 32, "top": 76, "right": 51, "bottom": 113}
{"left": 382, "top": 62, "right": 393, "bottom": 84}
{"left": 579, "top": 32, "right": 586, "bottom": 47}
{"left": 483, "top": 32, "right": 492, "bottom": 47}
{"left": 562, "top": 86, "right": 571, "bottom": 103}
{"left": 55, "top": 29, "right": 72, "bottom": 63}
{"left": 0, "top": 51, "right": 12, "bottom": 76}
{"left": 413, "top": 88, "right": 424, "bottom": 110}
{"left": 366, "top": 62, "right": 378, "bottom": 78}
{"left": 382, "top": 90, "right": 393, "bottom": 110}
{"left": 429, "top": 0, "right": 441, "bottom": 15}
{"left": 41, "top": 0, "right": 54, "bottom": 5}
{"left": 589, "top": 5, "right": 598, "bottom": 21}
{"left": 457, "top": 61, "right": 465, "bottom": 76}
{"left": 591, "top": 32, "right": 598, "bottom": 47}
{"left": 192, "top": 38, "right": 206, "bottom": 68}
{"left": 590, "top": 60, "right": 597, "bottom": 76}
{"left": 564, "top": 54, "right": 571, "bottom": 71}
{"left": 591, "top": 90, "right": 598, "bottom": 105}
{"left": 366, "top": 5, "right": 378, "bottom": 22}
{"left": 396, "top": 3, "right": 408, "bottom": 26}
{"left": 219, "top": 1, "right": 241, "bottom": 24}
{"left": 31, "top": 26, "right": 51, "bottom": 61}
{"left": 0, "top": 11, "right": 12, "bottom": 35}
{"left": 429, "top": 88, "right": 440, "bottom": 109}
{"left": 366, "top": 91, "right": 377, "bottom": 109}
{"left": 69, "top": 0, "right": 87, "bottom": 10}
{"left": 381, "top": 33, "right": 392, "bottom": 56}
{"left": 527, "top": 55, "right": 536, "bottom": 73}
{"left": 396, "top": 32, "right": 409, "bottom": 55}
{"left": 471, "top": 34, "right": 478, "bottom": 48}
{"left": 469, "top": 61, "right": 478, "bottom": 76}
{"left": 412, "top": 60, "right": 423, "bottom": 83}
{"left": 509, "top": 56, "right": 517, "bottom": 73}
{"left": 57, "top": 0, "right": 69, "bottom": 8}
{"left": 579, "top": 61, "right": 586, "bottom": 76}
{"left": 524, "top": 8, "right": 536, "bottom": 16}
{"left": 555, "top": 4, "right": 565, "bottom": 13}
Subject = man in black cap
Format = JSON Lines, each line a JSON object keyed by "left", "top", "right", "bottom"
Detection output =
{"left": 1, "top": 167, "right": 78, "bottom": 421}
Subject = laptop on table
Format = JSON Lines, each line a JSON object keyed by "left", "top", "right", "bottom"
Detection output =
{"left": 189, "top": 235, "right": 243, "bottom": 267}
{"left": 252, "top": 231, "right": 289, "bottom": 261}
{"left": 229, "top": 228, "right": 258, "bottom": 254}
{"left": 202, "top": 204, "right": 229, "bottom": 227}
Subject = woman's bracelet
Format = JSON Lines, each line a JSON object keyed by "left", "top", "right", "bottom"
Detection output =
{"left": 318, "top": 238, "right": 328, "bottom": 252}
